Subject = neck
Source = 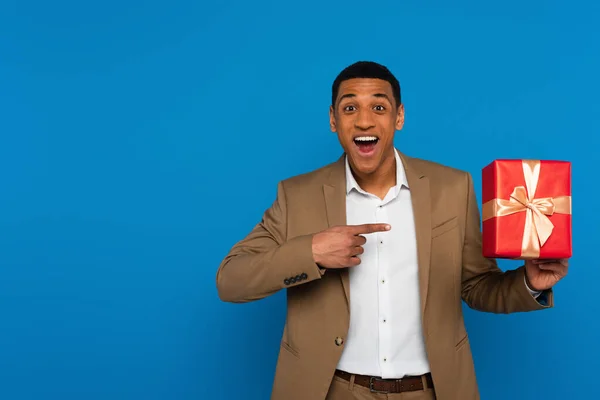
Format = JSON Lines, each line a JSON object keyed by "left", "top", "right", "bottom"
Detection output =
{"left": 352, "top": 149, "right": 397, "bottom": 199}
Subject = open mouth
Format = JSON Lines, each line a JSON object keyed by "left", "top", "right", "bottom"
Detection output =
{"left": 353, "top": 136, "right": 379, "bottom": 155}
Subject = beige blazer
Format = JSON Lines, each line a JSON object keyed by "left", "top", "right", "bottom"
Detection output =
{"left": 216, "top": 150, "right": 551, "bottom": 400}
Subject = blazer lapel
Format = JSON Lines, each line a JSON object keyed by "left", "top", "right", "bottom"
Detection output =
{"left": 399, "top": 152, "right": 432, "bottom": 317}
{"left": 323, "top": 155, "right": 350, "bottom": 309}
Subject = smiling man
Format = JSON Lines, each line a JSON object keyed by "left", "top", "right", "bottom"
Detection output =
{"left": 216, "top": 61, "right": 569, "bottom": 400}
{"left": 330, "top": 75, "right": 403, "bottom": 200}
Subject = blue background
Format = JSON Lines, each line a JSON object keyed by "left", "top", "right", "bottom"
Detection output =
{"left": 1, "top": 1, "right": 598, "bottom": 399}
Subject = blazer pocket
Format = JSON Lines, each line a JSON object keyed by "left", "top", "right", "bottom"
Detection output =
{"left": 431, "top": 216, "right": 458, "bottom": 239}
{"left": 281, "top": 341, "right": 300, "bottom": 359}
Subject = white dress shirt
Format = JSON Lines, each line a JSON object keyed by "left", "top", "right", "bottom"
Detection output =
{"left": 336, "top": 150, "right": 541, "bottom": 379}
{"left": 336, "top": 149, "right": 430, "bottom": 378}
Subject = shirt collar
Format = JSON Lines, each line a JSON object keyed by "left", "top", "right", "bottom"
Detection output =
{"left": 345, "top": 149, "right": 409, "bottom": 195}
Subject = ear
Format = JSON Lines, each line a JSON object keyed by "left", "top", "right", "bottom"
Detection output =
{"left": 395, "top": 104, "right": 405, "bottom": 130}
{"left": 329, "top": 105, "right": 337, "bottom": 132}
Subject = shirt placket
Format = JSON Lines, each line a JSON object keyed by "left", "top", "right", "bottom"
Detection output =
{"left": 375, "top": 201, "right": 391, "bottom": 376}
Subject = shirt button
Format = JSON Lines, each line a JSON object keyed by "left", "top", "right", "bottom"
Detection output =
{"left": 384, "top": 358, "right": 387, "bottom": 362}
{"left": 381, "top": 279, "right": 385, "bottom": 284}
{"left": 335, "top": 337, "right": 344, "bottom": 346}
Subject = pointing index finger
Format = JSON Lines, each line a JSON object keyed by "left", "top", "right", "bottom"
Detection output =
{"left": 350, "top": 223, "right": 391, "bottom": 235}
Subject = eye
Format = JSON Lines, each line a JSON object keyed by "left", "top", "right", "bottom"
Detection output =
{"left": 373, "top": 105, "right": 386, "bottom": 112}
{"left": 343, "top": 105, "right": 356, "bottom": 112}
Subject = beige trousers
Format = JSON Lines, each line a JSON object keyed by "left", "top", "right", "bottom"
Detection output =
{"left": 326, "top": 374, "right": 436, "bottom": 400}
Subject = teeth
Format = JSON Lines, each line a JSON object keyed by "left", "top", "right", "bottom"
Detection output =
{"left": 354, "top": 136, "right": 378, "bottom": 142}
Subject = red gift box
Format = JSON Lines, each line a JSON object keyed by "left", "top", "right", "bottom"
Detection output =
{"left": 481, "top": 159, "right": 572, "bottom": 260}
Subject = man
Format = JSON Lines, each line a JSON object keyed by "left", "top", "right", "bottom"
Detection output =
{"left": 216, "top": 61, "right": 568, "bottom": 400}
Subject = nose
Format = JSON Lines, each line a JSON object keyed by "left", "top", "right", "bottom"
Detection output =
{"left": 354, "top": 109, "right": 375, "bottom": 131}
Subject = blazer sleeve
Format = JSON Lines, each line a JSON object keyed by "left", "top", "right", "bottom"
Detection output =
{"left": 216, "top": 180, "right": 325, "bottom": 303}
{"left": 460, "top": 172, "right": 553, "bottom": 313}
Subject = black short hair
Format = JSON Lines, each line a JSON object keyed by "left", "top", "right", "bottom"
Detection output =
{"left": 331, "top": 61, "right": 401, "bottom": 108}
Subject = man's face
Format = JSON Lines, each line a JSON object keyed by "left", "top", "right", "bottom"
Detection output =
{"left": 329, "top": 78, "right": 404, "bottom": 176}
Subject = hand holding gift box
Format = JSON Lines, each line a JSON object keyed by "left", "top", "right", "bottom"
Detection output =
{"left": 481, "top": 159, "right": 571, "bottom": 291}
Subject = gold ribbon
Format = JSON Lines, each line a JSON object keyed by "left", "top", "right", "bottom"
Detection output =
{"left": 482, "top": 160, "right": 571, "bottom": 258}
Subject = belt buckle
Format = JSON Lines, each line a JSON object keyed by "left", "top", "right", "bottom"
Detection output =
{"left": 369, "top": 377, "right": 390, "bottom": 394}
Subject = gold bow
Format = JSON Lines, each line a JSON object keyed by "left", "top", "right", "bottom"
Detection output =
{"left": 482, "top": 160, "right": 571, "bottom": 259}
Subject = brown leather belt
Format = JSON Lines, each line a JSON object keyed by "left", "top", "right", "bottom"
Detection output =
{"left": 335, "top": 370, "right": 434, "bottom": 393}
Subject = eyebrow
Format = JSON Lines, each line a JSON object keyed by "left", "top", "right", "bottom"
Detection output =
{"left": 338, "top": 93, "right": 393, "bottom": 104}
